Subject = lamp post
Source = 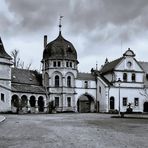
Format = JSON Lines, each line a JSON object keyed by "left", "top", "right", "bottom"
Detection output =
{"left": 117, "top": 78, "right": 121, "bottom": 116}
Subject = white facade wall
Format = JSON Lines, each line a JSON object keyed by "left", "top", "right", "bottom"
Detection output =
{"left": 97, "top": 77, "right": 109, "bottom": 112}
{"left": 109, "top": 87, "right": 146, "bottom": 112}
{"left": 0, "top": 59, "right": 12, "bottom": 112}
{"left": 75, "top": 79, "right": 96, "bottom": 108}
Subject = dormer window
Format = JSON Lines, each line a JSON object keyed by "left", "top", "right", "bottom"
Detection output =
{"left": 123, "top": 73, "right": 127, "bottom": 82}
{"left": 84, "top": 81, "right": 88, "bottom": 88}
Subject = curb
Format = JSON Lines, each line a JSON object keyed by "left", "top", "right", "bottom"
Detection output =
{"left": 0, "top": 116, "right": 6, "bottom": 123}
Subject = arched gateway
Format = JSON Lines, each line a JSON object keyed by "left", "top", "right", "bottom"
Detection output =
{"left": 77, "top": 94, "right": 95, "bottom": 113}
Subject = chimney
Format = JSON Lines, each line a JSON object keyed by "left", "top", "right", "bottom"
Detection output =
{"left": 44, "top": 35, "right": 47, "bottom": 48}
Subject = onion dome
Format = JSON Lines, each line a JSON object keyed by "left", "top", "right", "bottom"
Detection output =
{"left": 43, "top": 32, "right": 78, "bottom": 62}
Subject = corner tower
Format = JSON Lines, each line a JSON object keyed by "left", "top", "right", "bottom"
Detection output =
{"left": 42, "top": 20, "right": 79, "bottom": 112}
{"left": 0, "top": 37, "right": 12, "bottom": 112}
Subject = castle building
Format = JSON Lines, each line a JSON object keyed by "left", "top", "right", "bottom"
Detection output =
{"left": 0, "top": 27, "right": 148, "bottom": 113}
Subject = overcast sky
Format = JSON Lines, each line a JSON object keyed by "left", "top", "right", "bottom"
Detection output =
{"left": 1, "top": 0, "right": 148, "bottom": 72}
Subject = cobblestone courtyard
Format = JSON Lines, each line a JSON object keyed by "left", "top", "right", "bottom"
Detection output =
{"left": 0, "top": 113, "right": 148, "bottom": 148}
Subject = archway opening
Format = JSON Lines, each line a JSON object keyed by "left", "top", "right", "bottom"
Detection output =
{"left": 110, "top": 97, "right": 115, "bottom": 110}
{"left": 21, "top": 95, "right": 27, "bottom": 109}
{"left": 77, "top": 94, "right": 95, "bottom": 113}
{"left": 11, "top": 95, "right": 19, "bottom": 113}
{"left": 38, "top": 96, "right": 44, "bottom": 112}
{"left": 30, "top": 96, "right": 36, "bottom": 107}
{"left": 144, "top": 102, "right": 148, "bottom": 112}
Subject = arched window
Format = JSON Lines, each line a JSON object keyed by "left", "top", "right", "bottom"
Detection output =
{"left": 123, "top": 73, "right": 127, "bottom": 82}
{"left": 67, "top": 76, "right": 71, "bottom": 87}
{"left": 55, "top": 75, "right": 60, "bottom": 87}
{"left": 132, "top": 73, "right": 136, "bottom": 82}
{"left": 110, "top": 97, "right": 115, "bottom": 110}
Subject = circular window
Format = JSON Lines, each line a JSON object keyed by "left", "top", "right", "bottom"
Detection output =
{"left": 127, "top": 61, "right": 132, "bottom": 68}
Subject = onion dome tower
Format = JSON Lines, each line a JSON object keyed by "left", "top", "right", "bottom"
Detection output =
{"left": 0, "top": 37, "right": 12, "bottom": 112}
{"left": 42, "top": 17, "right": 79, "bottom": 112}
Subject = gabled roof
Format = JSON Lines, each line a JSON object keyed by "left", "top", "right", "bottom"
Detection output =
{"left": 77, "top": 72, "right": 95, "bottom": 80}
{"left": 0, "top": 37, "right": 12, "bottom": 59}
{"left": 123, "top": 48, "right": 135, "bottom": 57}
{"left": 100, "top": 57, "right": 123, "bottom": 74}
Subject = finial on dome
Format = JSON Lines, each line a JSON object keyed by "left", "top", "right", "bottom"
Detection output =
{"left": 59, "top": 16, "right": 64, "bottom": 34}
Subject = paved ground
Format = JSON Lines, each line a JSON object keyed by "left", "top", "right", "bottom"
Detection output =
{"left": 0, "top": 113, "right": 148, "bottom": 148}
{"left": 0, "top": 115, "right": 5, "bottom": 123}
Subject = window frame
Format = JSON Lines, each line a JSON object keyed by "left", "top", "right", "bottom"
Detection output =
{"left": 1, "top": 93, "right": 4, "bottom": 102}
{"left": 67, "top": 76, "right": 71, "bottom": 87}
{"left": 134, "top": 98, "right": 139, "bottom": 106}
{"left": 123, "top": 97, "right": 127, "bottom": 106}
{"left": 55, "top": 97, "right": 59, "bottom": 107}
{"left": 84, "top": 81, "right": 88, "bottom": 88}
{"left": 67, "top": 97, "right": 71, "bottom": 107}
{"left": 132, "top": 73, "right": 136, "bottom": 82}
{"left": 123, "top": 73, "right": 127, "bottom": 82}
{"left": 55, "top": 75, "right": 60, "bottom": 87}
{"left": 53, "top": 61, "right": 56, "bottom": 67}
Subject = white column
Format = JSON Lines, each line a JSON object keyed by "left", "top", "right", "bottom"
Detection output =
{"left": 35, "top": 99, "right": 38, "bottom": 113}
{"left": 44, "top": 98, "right": 47, "bottom": 113}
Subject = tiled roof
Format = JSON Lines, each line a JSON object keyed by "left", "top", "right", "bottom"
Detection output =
{"left": 11, "top": 83, "right": 45, "bottom": 94}
{"left": 100, "top": 57, "right": 123, "bottom": 74}
{"left": 11, "top": 68, "right": 45, "bottom": 94}
{"left": 11, "top": 68, "right": 42, "bottom": 85}
{"left": 77, "top": 72, "right": 95, "bottom": 80}
{"left": 93, "top": 70, "right": 112, "bottom": 86}
{"left": 0, "top": 37, "right": 12, "bottom": 59}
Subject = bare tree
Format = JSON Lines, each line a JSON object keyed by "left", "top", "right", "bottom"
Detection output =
{"left": 11, "top": 49, "right": 20, "bottom": 68}
{"left": 11, "top": 49, "right": 32, "bottom": 70}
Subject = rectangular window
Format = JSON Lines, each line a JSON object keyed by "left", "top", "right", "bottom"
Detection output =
{"left": 123, "top": 97, "right": 127, "bottom": 106}
{"left": 1, "top": 93, "right": 4, "bottom": 102}
{"left": 134, "top": 98, "right": 139, "bottom": 106}
{"left": 67, "top": 97, "right": 71, "bottom": 107}
{"left": 55, "top": 97, "right": 59, "bottom": 107}
{"left": 53, "top": 61, "right": 56, "bottom": 67}
{"left": 99, "top": 86, "right": 101, "bottom": 94}
{"left": 58, "top": 61, "right": 61, "bottom": 67}
{"left": 84, "top": 81, "right": 88, "bottom": 88}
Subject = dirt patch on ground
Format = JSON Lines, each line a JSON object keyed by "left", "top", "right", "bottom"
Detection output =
{"left": 0, "top": 113, "right": 148, "bottom": 148}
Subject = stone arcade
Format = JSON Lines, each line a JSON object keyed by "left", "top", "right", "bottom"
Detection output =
{"left": 0, "top": 28, "right": 148, "bottom": 113}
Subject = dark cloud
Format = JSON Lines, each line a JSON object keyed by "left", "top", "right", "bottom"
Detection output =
{"left": 1, "top": 0, "right": 148, "bottom": 71}
{"left": 0, "top": 13, "right": 12, "bottom": 35}
{"left": 2, "top": 0, "right": 148, "bottom": 41}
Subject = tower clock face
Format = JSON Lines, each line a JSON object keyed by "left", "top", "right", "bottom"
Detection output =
{"left": 127, "top": 61, "right": 132, "bottom": 68}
